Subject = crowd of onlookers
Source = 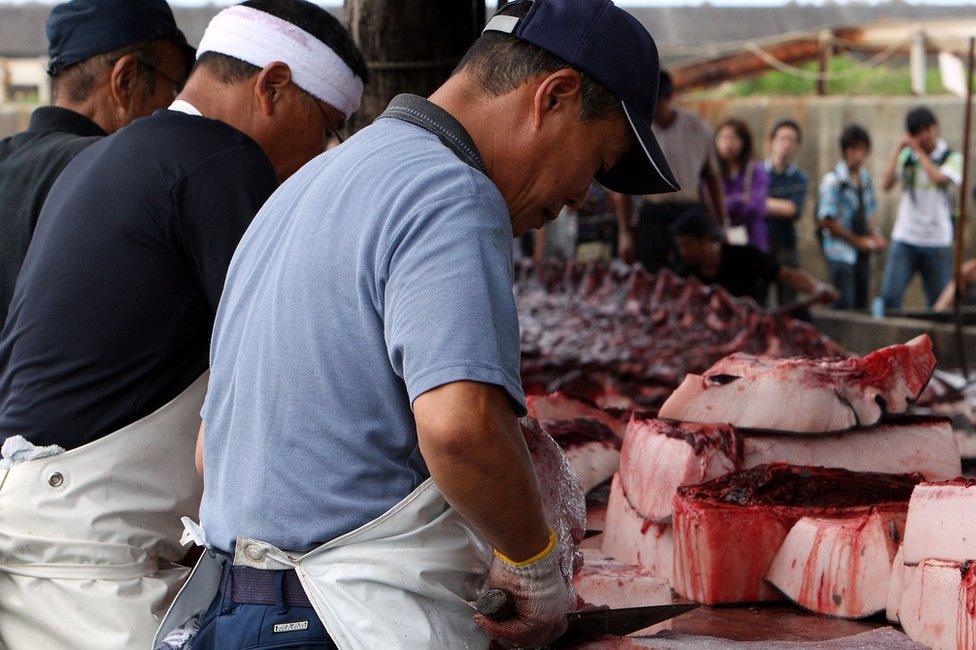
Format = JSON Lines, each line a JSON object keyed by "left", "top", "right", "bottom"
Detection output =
{"left": 525, "top": 70, "right": 972, "bottom": 316}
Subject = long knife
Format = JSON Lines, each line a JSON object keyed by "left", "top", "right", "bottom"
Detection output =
{"left": 474, "top": 588, "right": 698, "bottom": 644}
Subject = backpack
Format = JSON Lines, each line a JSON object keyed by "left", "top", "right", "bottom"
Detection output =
{"left": 813, "top": 174, "right": 851, "bottom": 255}
{"left": 903, "top": 145, "right": 956, "bottom": 219}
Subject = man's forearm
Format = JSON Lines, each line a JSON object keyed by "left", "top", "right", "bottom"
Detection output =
{"left": 780, "top": 267, "right": 819, "bottom": 295}
{"left": 822, "top": 218, "right": 860, "bottom": 247}
{"left": 882, "top": 148, "right": 901, "bottom": 191}
{"left": 915, "top": 149, "right": 951, "bottom": 185}
{"left": 766, "top": 197, "right": 798, "bottom": 219}
{"left": 415, "top": 381, "right": 550, "bottom": 562}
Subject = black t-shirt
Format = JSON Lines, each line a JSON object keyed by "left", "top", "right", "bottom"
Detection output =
{"left": 0, "top": 109, "right": 278, "bottom": 449}
{"left": 688, "top": 244, "right": 780, "bottom": 305}
{"left": 0, "top": 107, "right": 106, "bottom": 331}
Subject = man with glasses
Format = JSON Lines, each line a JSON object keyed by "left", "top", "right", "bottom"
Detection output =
{"left": 0, "top": 1, "right": 365, "bottom": 648}
{"left": 0, "top": 0, "right": 193, "bottom": 330}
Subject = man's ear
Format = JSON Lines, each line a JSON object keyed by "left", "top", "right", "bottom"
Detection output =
{"left": 532, "top": 68, "right": 584, "bottom": 131}
{"left": 108, "top": 54, "right": 141, "bottom": 114}
{"left": 254, "top": 61, "right": 294, "bottom": 117}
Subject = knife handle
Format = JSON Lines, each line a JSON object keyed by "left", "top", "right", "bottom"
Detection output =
{"left": 475, "top": 588, "right": 516, "bottom": 620}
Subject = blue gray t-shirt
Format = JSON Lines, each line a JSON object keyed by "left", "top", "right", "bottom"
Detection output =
{"left": 200, "top": 115, "right": 524, "bottom": 554}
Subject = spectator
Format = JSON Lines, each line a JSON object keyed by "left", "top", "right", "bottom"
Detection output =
{"left": 817, "top": 124, "right": 887, "bottom": 310}
{"left": 880, "top": 106, "right": 963, "bottom": 310}
{"left": 673, "top": 207, "right": 837, "bottom": 307}
{"left": 764, "top": 119, "right": 809, "bottom": 307}
{"left": 615, "top": 71, "right": 725, "bottom": 271}
{"left": 715, "top": 118, "right": 770, "bottom": 252}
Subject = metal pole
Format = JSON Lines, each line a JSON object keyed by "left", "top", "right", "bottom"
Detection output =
{"left": 952, "top": 36, "right": 974, "bottom": 379}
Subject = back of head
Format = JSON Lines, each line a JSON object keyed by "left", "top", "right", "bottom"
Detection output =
{"left": 454, "top": 1, "right": 619, "bottom": 123}
{"left": 657, "top": 70, "right": 674, "bottom": 102}
{"left": 839, "top": 124, "right": 870, "bottom": 152}
{"left": 906, "top": 106, "right": 937, "bottom": 136}
{"left": 673, "top": 206, "right": 720, "bottom": 240}
{"left": 190, "top": 0, "right": 368, "bottom": 180}
{"left": 194, "top": 0, "right": 368, "bottom": 92}
{"left": 46, "top": 0, "right": 194, "bottom": 131}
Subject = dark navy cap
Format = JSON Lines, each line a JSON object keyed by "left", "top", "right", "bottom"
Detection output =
{"left": 46, "top": 0, "right": 194, "bottom": 76}
{"left": 484, "top": 0, "right": 679, "bottom": 196}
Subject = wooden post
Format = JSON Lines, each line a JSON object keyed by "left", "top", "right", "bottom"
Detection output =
{"left": 909, "top": 31, "right": 926, "bottom": 96}
{"left": 952, "top": 36, "right": 974, "bottom": 379}
{"left": 344, "top": 0, "right": 486, "bottom": 131}
{"left": 816, "top": 30, "right": 832, "bottom": 96}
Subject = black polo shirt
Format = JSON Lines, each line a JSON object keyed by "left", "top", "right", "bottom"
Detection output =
{"left": 687, "top": 244, "right": 781, "bottom": 305}
{"left": 0, "top": 107, "right": 106, "bottom": 331}
{"left": 0, "top": 109, "right": 278, "bottom": 449}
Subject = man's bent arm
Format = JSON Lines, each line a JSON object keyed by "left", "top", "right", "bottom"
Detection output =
{"left": 195, "top": 421, "right": 205, "bottom": 477}
{"left": 415, "top": 381, "right": 550, "bottom": 562}
{"left": 766, "top": 197, "right": 798, "bottom": 219}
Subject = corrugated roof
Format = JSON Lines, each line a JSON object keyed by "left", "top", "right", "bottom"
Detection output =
{"left": 3, "top": 2, "right": 976, "bottom": 63}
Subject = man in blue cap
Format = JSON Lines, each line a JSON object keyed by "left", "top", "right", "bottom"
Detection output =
{"left": 174, "top": 1, "right": 676, "bottom": 648}
{"left": 0, "top": 0, "right": 193, "bottom": 330}
{"left": 0, "top": 2, "right": 365, "bottom": 648}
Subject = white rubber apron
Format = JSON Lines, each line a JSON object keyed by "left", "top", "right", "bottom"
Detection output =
{"left": 0, "top": 373, "right": 208, "bottom": 650}
{"left": 156, "top": 478, "right": 493, "bottom": 650}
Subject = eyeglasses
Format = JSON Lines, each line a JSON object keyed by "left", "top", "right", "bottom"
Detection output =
{"left": 312, "top": 99, "right": 346, "bottom": 145}
{"left": 136, "top": 60, "right": 185, "bottom": 98}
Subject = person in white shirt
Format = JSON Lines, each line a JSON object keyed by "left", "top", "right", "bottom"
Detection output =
{"left": 880, "top": 106, "right": 964, "bottom": 310}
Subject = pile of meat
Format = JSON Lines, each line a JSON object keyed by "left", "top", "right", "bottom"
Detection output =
{"left": 529, "top": 334, "right": 974, "bottom": 646}
{"left": 887, "top": 478, "right": 976, "bottom": 649}
{"left": 516, "top": 260, "right": 843, "bottom": 413}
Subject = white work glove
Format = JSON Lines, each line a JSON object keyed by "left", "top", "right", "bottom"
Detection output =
{"left": 474, "top": 532, "right": 575, "bottom": 649}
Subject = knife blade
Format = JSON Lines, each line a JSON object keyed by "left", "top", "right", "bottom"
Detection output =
{"left": 474, "top": 588, "right": 698, "bottom": 645}
{"left": 556, "top": 603, "right": 699, "bottom": 644}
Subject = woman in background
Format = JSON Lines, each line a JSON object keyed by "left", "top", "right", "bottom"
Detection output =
{"left": 715, "top": 118, "right": 770, "bottom": 252}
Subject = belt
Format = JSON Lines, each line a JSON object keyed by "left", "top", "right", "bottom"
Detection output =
{"left": 229, "top": 565, "right": 313, "bottom": 608}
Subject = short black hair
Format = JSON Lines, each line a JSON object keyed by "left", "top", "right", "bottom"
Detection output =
{"left": 770, "top": 118, "right": 801, "bottom": 143}
{"left": 673, "top": 206, "right": 721, "bottom": 240}
{"left": 51, "top": 39, "right": 175, "bottom": 104}
{"left": 658, "top": 70, "right": 674, "bottom": 101}
{"left": 906, "top": 106, "right": 938, "bottom": 136}
{"left": 839, "top": 124, "right": 871, "bottom": 152}
{"left": 454, "top": 1, "right": 620, "bottom": 122}
{"left": 195, "top": 0, "right": 368, "bottom": 87}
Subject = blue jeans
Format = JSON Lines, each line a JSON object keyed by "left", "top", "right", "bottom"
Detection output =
{"left": 828, "top": 256, "right": 870, "bottom": 310}
{"left": 880, "top": 241, "right": 953, "bottom": 310}
{"left": 191, "top": 563, "right": 336, "bottom": 650}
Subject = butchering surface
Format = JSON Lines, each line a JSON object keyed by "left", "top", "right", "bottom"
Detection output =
{"left": 516, "top": 260, "right": 843, "bottom": 412}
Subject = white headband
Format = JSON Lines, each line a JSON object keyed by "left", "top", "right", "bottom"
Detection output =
{"left": 197, "top": 5, "right": 363, "bottom": 119}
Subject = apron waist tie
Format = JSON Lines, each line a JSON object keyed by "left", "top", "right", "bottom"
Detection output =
{"left": 229, "top": 565, "right": 312, "bottom": 608}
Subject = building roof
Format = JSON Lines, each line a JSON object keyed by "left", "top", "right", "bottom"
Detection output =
{"left": 2, "top": 2, "right": 976, "bottom": 63}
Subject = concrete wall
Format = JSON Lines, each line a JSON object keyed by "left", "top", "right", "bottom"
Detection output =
{"left": 683, "top": 95, "right": 976, "bottom": 309}
{"left": 2, "top": 94, "right": 973, "bottom": 309}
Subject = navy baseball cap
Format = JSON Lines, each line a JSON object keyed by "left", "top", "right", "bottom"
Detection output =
{"left": 46, "top": 0, "right": 194, "bottom": 76}
{"left": 484, "top": 0, "right": 679, "bottom": 196}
